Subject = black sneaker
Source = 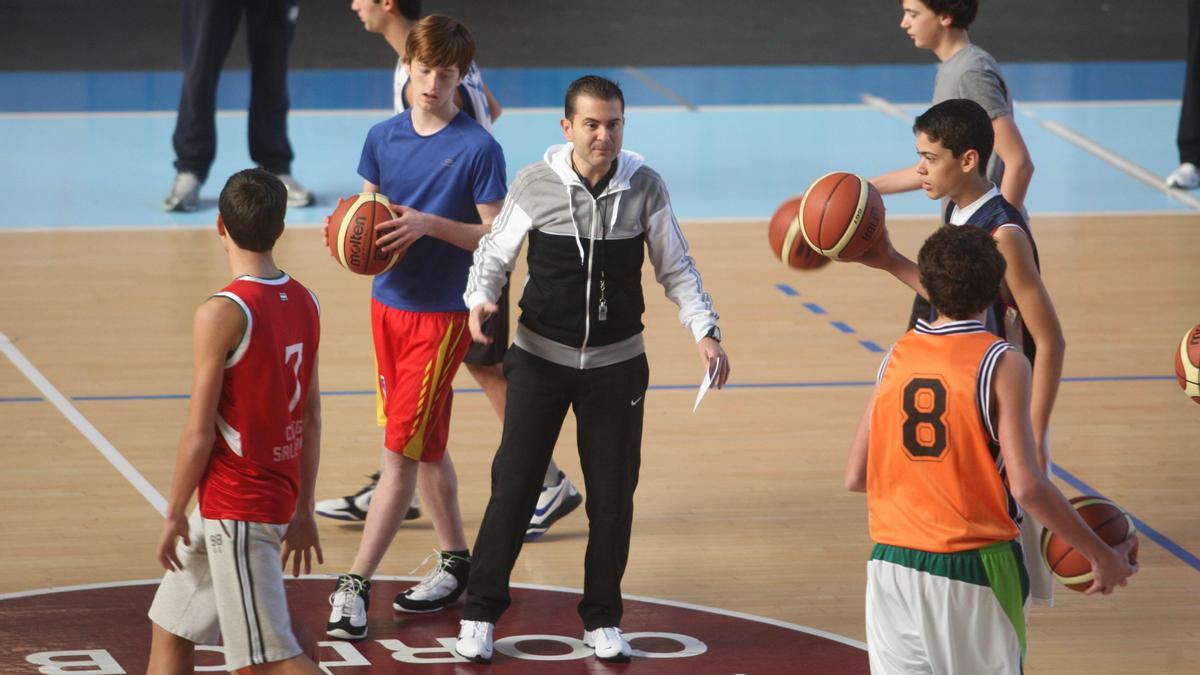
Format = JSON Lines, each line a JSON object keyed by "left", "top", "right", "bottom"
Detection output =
{"left": 315, "top": 471, "right": 421, "bottom": 522}
{"left": 326, "top": 574, "right": 370, "bottom": 640}
{"left": 393, "top": 551, "right": 470, "bottom": 613}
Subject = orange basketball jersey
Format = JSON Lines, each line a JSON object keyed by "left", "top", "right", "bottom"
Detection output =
{"left": 868, "top": 319, "right": 1019, "bottom": 553}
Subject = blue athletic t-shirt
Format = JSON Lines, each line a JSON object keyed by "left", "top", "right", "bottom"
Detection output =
{"left": 359, "top": 110, "right": 507, "bottom": 311}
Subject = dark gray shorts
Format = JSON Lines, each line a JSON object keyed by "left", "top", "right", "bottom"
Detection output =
{"left": 464, "top": 278, "right": 510, "bottom": 366}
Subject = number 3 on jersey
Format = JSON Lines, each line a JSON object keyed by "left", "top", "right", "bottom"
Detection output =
{"left": 284, "top": 343, "right": 304, "bottom": 412}
{"left": 901, "top": 376, "right": 948, "bottom": 459}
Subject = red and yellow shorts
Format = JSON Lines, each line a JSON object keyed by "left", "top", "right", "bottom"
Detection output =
{"left": 371, "top": 300, "right": 471, "bottom": 461}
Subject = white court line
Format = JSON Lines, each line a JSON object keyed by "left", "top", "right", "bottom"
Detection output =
{"left": 0, "top": 332, "right": 167, "bottom": 516}
{"left": 860, "top": 93, "right": 913, "bottom": 122}
{"left": 861, "top": 92, "right": 1200, "bottom": 212}
{"left": 1021, "top": 109, "right": 1200, "bottom": 211}
{"left": 624, "top": 66, "right": 699, "bottom": 111}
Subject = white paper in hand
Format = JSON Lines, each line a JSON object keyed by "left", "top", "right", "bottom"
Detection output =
{"left": 693, "top": 356, "right": 721, "bottom": 413}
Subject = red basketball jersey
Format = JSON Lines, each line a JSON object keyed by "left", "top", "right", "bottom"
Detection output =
{"left": 198, "top": 274, "right": 320, "bottom": 524}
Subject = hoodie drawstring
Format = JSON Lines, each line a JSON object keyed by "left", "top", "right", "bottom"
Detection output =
{"left": 564, "top": 183, "right": 586, "bottom": 264}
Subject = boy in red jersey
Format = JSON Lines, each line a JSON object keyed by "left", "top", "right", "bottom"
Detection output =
{"left": 845, "top": 225, "right": 1136, "bottom": 674}
{"left": 147, "top": 168, "right": 324, "bottom": 674}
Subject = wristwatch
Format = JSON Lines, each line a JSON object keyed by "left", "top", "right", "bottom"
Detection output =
{"left": 704, "top": 326, "right": 722, "bottom": 342}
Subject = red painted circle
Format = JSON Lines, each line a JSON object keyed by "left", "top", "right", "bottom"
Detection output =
{"left": 0, "top": 578, "right": 867, "bottom": 672}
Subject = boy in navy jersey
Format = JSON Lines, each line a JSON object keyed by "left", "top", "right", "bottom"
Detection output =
{"left": 148, "top": 168, "right": 323, "bottom": 673}
{"left": 858, "top": 98, "right": 1066, "bottom": 610}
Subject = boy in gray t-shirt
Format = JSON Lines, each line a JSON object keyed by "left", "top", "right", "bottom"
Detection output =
{"left": 871, "top": 0, "right": 1034, "bottom": 214}
{"left": 934, "top": 44, "right": 1014, "bottom": 191}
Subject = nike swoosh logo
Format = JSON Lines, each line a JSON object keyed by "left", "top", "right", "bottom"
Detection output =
{"left": 532, "top": 489, "right": 563, "bottom": 517}
{"left": 630, "top": 396, "right": 643, "bottom": 406}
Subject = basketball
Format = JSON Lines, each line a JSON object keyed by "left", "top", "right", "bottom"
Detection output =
{"left": 798, "top": 172, "right": 886, "bottom": 261}
{"left": 767, "top": 196, "right": 831, "bottom": 270}
{"left": 1174, "top": 323, "right": 1200, "bottom": 403}
{"left": 324, "top": 193, "right": 403, "bottom": 275}
{"left": 1041, "top": 495, "right": 1137, "bottom": 592}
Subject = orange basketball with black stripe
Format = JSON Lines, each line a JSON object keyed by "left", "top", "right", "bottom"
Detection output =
{"left": 1175, "top": 323, "right": 1200, "bottom": 404}
{"left": 324, "top": 192, "right": 404, "bottom": 275}
{"left": 767, "top": 195, "right": 830, "bottom": 270}
{"left": 1040, "top": 496, "right": 1137, "bottom": 592}
{"left": 868, "top": 321, "right": 1017, "bottom": 553}
{"left": 798, "top": 172, "right": 886, "bottom": 261}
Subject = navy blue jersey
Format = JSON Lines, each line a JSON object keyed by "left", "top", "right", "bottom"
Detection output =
{"left": 908, "top": 192, "right": 1040, "bottom": 363}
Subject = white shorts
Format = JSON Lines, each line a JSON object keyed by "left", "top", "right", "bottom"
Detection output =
{"left": 148, "top": 509, "right": 301, "bottom": 670}
{"left": 866, "top": 542, "right": 1028, "bottom": 675}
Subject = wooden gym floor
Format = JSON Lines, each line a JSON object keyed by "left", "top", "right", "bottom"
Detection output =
{"left": 1, "top": 212, "right": 1197, "bottom": 672}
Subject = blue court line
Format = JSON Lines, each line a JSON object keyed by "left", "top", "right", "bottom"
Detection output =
{"left": 778, "top": 284, "right": 883, "bottom": 354}
{"left": 3, "top": 373, "right": 1176, "bottom": 405}
{"left": 1052, "top": 463, "right": 1200, "bottom": 573}
{"left": 14, "top": 381, "right": 1196, "bottom": 572}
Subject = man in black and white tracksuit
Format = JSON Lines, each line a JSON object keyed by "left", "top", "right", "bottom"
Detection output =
{"left": 454, "top": 75, "right": 730, "bottom": 664}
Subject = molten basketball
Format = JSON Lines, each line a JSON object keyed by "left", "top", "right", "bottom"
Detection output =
{"left": 1041, "top": 495, "right": 1137, "bottom": 592}
{"left": 1174, "top": 323, "right": 1200, "bottom": 403}
{"left": 324, "top": 193, "right": 403, "bottom": 275}
{"left": 767, "top": 196, "right": 831, "bottom": 270}
{"left": 798, "top": 172, "right": 885, "bottom": 261}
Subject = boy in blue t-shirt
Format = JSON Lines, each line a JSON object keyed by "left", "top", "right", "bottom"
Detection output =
{"left": 325, "top": 14, "right": 507, "bottom": 641}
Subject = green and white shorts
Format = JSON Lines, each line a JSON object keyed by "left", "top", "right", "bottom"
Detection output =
{"left": 866, "top": 541, "right": 1030, "bottom": 675}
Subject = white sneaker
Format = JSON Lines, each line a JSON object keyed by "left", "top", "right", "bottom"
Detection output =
{"left": 455, "top": 620, "right": 494, "bottom": 663}
{"left": 326, "top": 574, "right": 370, "bottom": 640}
{"left": 1167, "top": 162, "right": 1200, "bottom": 189}
{"left": 163, "top": 172, "right": 201, "bottom": 212}
{"left": 524, "top": 472, "right": 582, "bottom": 541}
{"left": 583, "top": 626, "right": 631, "bottom": 662}
{"left": 315, "top": 471, "right": 421, "bottom": 522}
{"left": 274, "top": 172, "right": 316, "bottom": 206}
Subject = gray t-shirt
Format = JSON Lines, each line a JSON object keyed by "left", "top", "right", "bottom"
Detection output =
{"left": 933, "top": 44, "right": 1013, "bottom": 191}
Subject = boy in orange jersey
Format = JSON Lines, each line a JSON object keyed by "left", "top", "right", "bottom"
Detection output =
{"left": 148, "top": 168, "right": 323, "bottom": 674}
{"left": 845, "top": 224, "right": 1136, "bottom": 675}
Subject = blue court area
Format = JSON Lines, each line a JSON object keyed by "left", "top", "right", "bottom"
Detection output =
{"left": 0, "top": 61, "right": 1191, "bottom": 229}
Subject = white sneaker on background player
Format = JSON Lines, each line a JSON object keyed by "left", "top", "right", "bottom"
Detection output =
{"left": 1167, "top": 162, "right": 1200, "bottom": 189}
{"left": 525, "top": 471, "right": 582, "bottom": 541}
{"left": 315, "top": 471, "right": 420, "bottom": 522}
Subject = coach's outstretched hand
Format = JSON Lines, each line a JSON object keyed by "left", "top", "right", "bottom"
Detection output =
{"left": 698, "top": 337, "right": 730, "bottom": 389}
